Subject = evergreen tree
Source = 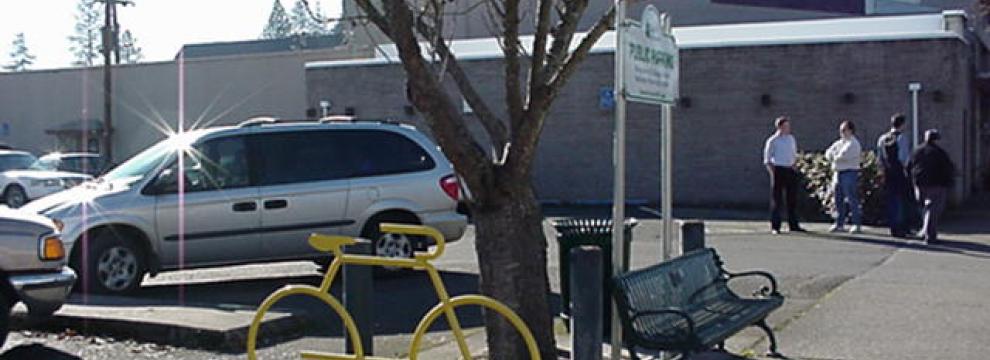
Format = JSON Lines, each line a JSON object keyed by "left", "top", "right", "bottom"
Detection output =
{"left": 68, "top": 0, "right": 103, "bottom": 66}
{"left": 261, "top": 0, "right": 293, "bottom": 39}
{"left": 4, "top": 33, "right": 36, "bottom": 72}
{"left": 311, "top": 1, "right": 331, "bottom": 35}
{"left": 290, "top": 0, "right": 329, "bottom": 35}
{"left": 119, "top": 30, "right": 143, "bottom": 64}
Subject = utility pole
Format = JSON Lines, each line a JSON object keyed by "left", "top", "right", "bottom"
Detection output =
{"left": 97, "top": 0, "right": 132, "bottom": 163}
{"left": 112, "top": 3, "right": 121, "bottom": 64}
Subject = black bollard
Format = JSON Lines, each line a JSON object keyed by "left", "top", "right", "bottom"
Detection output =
{"left": 570, "top": 246, "right": 603, "bottom": 360}
{"left": 678, "top": 219, "right": 705, "bottom": 255}
{"left": 343, "top": 239, "right": 373, "bottom": 355}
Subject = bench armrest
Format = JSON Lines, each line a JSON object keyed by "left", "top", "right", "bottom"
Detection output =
{"left": 726, "top": 270, "right": 780, "bottom": 297}
{"left": 629, "top": 309, "right": 696, "bottom": 341}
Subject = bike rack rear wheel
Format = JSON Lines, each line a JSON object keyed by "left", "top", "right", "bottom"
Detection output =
{"left": 408, "top": 295, "right": 541, "bottom": 360}
{"left": 247, "top": 285, "right": 365, "bottom": 360}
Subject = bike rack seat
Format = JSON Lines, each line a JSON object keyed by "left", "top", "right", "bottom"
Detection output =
{"left": 309, "top": 233, "right": 357, "bottom": 253}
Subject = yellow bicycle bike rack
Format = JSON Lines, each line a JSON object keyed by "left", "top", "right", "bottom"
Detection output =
{"left": 246, "top": 223, "right": 541, "bottom": 360}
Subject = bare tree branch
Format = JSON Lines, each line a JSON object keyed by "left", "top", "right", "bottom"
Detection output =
{"left": 353, "top": 0, "right": 494, "bottom": 191}
{"left": 546, "top": 5, "right": 614, "bottom": 93}
{"left": 502, "top": 0, "right": 525, "bottom": 136}
{"left": 351, "top": 0, "right": 391, "bottom": 34}
{"left": 414, "top": 11, "right": 511, "bottom": 160}
{"left": 524, "top": 0, "right": 555, "bottom": 131}
{"left": 507, "top": 4, "right": 615, "bottom": 176}
{"left": 543, "top": 0, "right": 589, "bottom": 81}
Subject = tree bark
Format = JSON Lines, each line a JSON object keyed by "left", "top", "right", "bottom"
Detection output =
{"left": 472, "top": 178, "right": 555, "bottom": 360}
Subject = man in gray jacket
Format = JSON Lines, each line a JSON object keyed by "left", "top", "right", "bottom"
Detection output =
{"left": 825, "top": 120, "right": 863, "bottom": 233}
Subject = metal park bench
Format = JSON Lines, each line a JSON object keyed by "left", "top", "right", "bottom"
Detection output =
{"left": 611, "top": 248, "right": 784, "bottom": 359}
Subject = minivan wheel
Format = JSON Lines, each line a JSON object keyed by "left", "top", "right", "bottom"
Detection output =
{"left": 375, "top": 232, "right": 414, "bottom": 261}
{"left": 362, "top": 215, "right": 418, "bottom": 274}
{"left": 3, "top": 185, "right": 27, "bottom": 209}
{"left": 82, "top": 232, "right": 146, "bottom": 294}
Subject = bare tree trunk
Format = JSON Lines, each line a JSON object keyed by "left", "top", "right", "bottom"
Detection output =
{"left": 472, "top": 179, "right": 555, "bottom": 360}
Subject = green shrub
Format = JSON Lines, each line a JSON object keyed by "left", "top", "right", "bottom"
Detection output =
{"left": 796, "top": 150, "right": 885, "bottom": 225}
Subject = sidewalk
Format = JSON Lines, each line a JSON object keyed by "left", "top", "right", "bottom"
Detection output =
{"left": 7, "top": 204, "right": 987, "bottom": 359}
{"left": 551, "top": 204, "right": 989, "bottom": 359}
{"left": 751, "top": 206, "right": 990, "bottom": 360}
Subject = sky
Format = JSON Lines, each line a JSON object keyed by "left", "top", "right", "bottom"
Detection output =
{"left": 0, "top": 0, "right": 342, "bottom": 70}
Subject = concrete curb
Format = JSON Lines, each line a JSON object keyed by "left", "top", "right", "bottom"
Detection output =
{"left": 9, "top": 303, "right": 307, "bottom": 353}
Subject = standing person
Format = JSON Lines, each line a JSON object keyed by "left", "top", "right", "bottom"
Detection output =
{"left": 877, "top": 114, "right": 913, "bottom": 238}
{"left": 763, "top": 116, "right": 805, "bottom": 234}
{"left": 825, "top": 120, "right": 863, "bottom": 233}
{"left": 908, "top": 129, "right": 955, "bottom": 243}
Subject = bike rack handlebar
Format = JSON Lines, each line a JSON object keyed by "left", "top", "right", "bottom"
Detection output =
{"left": 379, "top": 223, "right": 446, "bottom": 261}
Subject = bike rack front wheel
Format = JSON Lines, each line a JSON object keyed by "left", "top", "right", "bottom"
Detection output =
{"left": 408, "top": 295, "right": 541, "bottom": 360}
{"left": 247, "top": 285, "right": 365, "bottom": 360}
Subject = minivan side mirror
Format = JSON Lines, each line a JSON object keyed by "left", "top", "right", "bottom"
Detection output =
{"left": 146, "top": 168, "right": 178, "bottom": 195}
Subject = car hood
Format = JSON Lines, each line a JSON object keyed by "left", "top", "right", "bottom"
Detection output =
{"left": 22, "top": 179, "right": 128, "bottom": 215}
{"left": 4, "top": 170, "right": 92, "bottom": 180}
{"left": 0, "top": 207, "right": 57, "bottom": 230}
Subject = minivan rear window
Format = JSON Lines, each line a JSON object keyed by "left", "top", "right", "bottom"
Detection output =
{"left": 340, "top": 130, "right": 435, "bottom": 177}
{"left": 253, "top": 131, "right": 353, "bottom": 186}
{"left": 252, "top": 129, "right": 435, "bottom": 186}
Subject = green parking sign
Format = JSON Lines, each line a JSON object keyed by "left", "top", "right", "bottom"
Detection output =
{"left": 621, "top": 5, "right": 679, "bottom": 105}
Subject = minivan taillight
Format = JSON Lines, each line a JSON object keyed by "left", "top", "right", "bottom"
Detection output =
{"left": 440, "top": 175, "right": 460, "bottom": 201}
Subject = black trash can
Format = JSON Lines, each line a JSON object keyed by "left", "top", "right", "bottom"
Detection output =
{"left": 552, "top": 218, "right": 637, "bottom": 324}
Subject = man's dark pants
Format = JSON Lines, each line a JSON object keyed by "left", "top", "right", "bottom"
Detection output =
{"left": 884, "top": 171, "right": 913, "bottom": 237}
{"left": 770, "top": 166, "right": 801, "bottom": 231}
{"left": 915, "top": 186, "right": 948, "bottom": 242}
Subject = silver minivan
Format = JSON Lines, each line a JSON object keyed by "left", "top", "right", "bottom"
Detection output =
{"left": 24, "top": 119, "right": 467, "bottom": 294}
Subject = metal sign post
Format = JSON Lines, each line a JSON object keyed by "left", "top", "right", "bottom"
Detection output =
{"left": 611, "top": 3, "right": 679, "bottom": 359}
{"left": 610, "top": 1, "right": 628, "bottom": 358}
{"left": 661, "top": 14, "right": 675, "bottom": 263}
{"left": 909, "top": 82, "right": 922, "bottom": 148}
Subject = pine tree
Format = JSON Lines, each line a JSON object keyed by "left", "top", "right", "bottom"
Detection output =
{"left": 68, "top": 0, "right": 103, "bottom": 66}
{"left": 310, "top": 1, "right": 331, "bottom": 35}
{"left": 261, "top": 0, "right": 293, "bottom": 39}
{"left": 119, "top": 30, "right": 143, "bottom": 64}
{"left": 290, "top": 0, "right": 329, "bottom": 35}
{"left": 3, "top": 33, "right": 36, "bottom": 72}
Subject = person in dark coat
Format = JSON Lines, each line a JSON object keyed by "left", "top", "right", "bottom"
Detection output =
{"left": 907, "top": 129, "right": 956, "bottom": 243}
{"left": 876, "top": 114, "right": 914, "bottom": 238}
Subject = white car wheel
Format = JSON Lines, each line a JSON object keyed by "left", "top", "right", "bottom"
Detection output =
{"left": 4, "top": 185, "right": 26, "bottom": 208}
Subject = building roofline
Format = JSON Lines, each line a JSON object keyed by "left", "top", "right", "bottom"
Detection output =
{"left": 307, "top": 12, "right": 965, "bottom": 69}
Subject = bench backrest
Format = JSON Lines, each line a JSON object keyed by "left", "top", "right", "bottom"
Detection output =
{"left": 612, "top": 248, "right": 726, "bottom": 314}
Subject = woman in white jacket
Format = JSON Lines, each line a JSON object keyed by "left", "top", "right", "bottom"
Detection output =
{"left": 825, "top": 120, "right": 863, "bottom": 233}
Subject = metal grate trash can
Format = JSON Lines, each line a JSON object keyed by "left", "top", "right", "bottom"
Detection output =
{"left": 552, "top": 218, "right": 637, "bottom": 326}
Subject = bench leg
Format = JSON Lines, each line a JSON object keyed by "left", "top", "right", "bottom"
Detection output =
{"left": 625, "top": 341, "right": 640, "bottom": 360}
{"left": 756, "top": 320, "right": 784, "bottom": 358}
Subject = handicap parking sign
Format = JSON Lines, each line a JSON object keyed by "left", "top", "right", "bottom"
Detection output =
{"left": 599, "top": 87, "right": 615, "bottom": 110}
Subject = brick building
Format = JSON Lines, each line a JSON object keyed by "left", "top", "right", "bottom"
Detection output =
{"left": 308, "top": 12, "right": 986, "bottom": 206}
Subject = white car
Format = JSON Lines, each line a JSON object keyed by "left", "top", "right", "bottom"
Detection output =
{"left": 0, "top": 150, "right": 92, "bottom": 208}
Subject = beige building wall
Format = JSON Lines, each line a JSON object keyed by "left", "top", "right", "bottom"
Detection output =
{"left": 0, "top": 49, "right": 341, "bottom": 163}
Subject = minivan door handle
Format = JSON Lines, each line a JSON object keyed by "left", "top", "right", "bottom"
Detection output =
{"left": 264, "top": 199, "right": 288, "bottom": 209}
{"left": 232, "top": 202, "right": 258, "bottom": 212}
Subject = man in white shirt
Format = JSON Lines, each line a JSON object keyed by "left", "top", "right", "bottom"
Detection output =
{"left": 825, "top": 120, "right": 863, "bottom": 233}
{"left": 763, "top": 116, "right": 805, "bottom": 234}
